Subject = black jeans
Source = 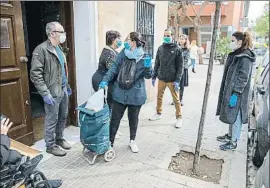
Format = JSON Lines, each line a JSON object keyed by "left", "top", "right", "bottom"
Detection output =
{"left": 110, "top": 101, "right": 142, "bottom": 145}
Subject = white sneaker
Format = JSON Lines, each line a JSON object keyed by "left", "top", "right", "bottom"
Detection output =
{"left": 175, "top": 118, "right": 183, "bottom": 128}
{"left": 149, "top": 114, "right": 161, "bottom": 121}
{"left": 129, "top": 140, "right": 139, "bottom": 153}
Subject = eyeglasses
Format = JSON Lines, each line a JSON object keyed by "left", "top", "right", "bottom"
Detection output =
{"left": 164, "top": 35, "right": 171, "bottom": 37}
{"left": 53, "top": 31, "right": 66, "bottom": 35}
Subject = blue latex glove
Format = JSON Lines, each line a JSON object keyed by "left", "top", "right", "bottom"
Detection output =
{"left": 173, "top": 82, "right": 180, "bottom": 91}
{"left": 99, "top": 81, "right": 108, "bottom": 89}
{"left": 67, "top": 87, "right": 72, "bottom": 96}
{"left": 43, "top": 94, "right": 55, "bottom": 105}
{"left": 152, "top": 78, "right": 156, "bottom": 87}
{"left": 229, "top": 93, "right": 238, "bottom": 107}
{"left": 144, "top": 55, "right": 152, "bottom": 68}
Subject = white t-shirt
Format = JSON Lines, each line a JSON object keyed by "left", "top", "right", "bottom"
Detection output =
{"left": 190, "top": 46, "right": 198, "bottom": 59}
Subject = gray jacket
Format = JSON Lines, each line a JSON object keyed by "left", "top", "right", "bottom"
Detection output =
{"left": 216, "top": 48, "right": 256, "bottom": 124}
{"left": 30, "top": 40, "right": 69, "bottom": 98}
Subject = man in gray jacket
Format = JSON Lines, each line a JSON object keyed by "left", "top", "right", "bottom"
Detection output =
{"left": 30, "top": 22, "right": 71, "bottom": 157}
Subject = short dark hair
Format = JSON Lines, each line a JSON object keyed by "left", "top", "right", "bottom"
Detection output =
{"left": 129, "top": 32, "right": 146, "bottom": 48}
{"left": 106, "top": 30, "right": 121, "bottom": 46}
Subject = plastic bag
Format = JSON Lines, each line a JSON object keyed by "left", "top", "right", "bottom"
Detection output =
{"left": 85, "top": 89, "right": 105, "bottom": 112}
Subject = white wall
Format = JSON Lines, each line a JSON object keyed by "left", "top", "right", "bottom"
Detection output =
{"left": 73, "top": 1, "right": 99, "bottom": 106}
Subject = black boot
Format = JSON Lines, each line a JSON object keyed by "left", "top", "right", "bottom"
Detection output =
{"left": 192, "top": 68, "right": 196, "bottom": 73}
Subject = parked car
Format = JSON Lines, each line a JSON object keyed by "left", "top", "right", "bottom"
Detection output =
{"left": 249, "top": 51, "right": 270, "bottom": 167}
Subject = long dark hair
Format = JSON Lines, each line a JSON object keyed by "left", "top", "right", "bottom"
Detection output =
{"left": 129, "top": 32, "right": 146, "bottom": 48}
{"left": 232, "top": 31, "right": 253, "bottom": 51}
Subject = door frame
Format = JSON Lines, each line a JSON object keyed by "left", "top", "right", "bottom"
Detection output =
{"left": 60, "top": 2, "right": 78, "bottom": 127}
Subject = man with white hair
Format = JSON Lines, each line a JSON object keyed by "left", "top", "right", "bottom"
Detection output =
{"left": 30, "top": 21, "right": 71, "bottom": 157}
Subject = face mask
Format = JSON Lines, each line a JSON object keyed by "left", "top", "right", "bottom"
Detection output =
{"left": 124, "top": 41, "right": 131, "bottom": 50}
{"left": 230, "top": 41, "right": 238, "bottom": 50}
{"left": 116, "top": 40, "right": 122, "bottom": 48}
{"left": 163, "top": 37, "right": 172, "bottom": 44}
{"left": 59, "top": 34, "right": 66, "bottom": 43}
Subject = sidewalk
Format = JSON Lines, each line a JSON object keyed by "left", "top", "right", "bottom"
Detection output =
{"left": 38, "top": 65, "right": 247, "bottom": 188}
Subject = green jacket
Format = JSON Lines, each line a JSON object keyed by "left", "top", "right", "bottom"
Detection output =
{"left": 30, "top": 40, "right": 69, "bottom": 98}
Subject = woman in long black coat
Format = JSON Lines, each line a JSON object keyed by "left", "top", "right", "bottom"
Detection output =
{"left": 216, "top": 31, "right": 256, "bottom": 151}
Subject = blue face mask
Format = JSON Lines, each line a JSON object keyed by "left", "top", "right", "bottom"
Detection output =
{"left": 116, "top": 40, "right": 122, "bottom": 48}
{"left": 163, "top": 37, "right": 172, "bottom": 44}
{"left": 124, "top": 42, "right": 131, "bottom": 50}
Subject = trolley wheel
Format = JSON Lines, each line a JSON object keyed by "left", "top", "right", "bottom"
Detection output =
{"left": 104, "top": 149, "right": 115, "bottom": 162}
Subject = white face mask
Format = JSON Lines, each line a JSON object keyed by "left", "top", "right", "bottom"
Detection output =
{"left": 230, "top": 41, "right": 238, "bottom": 50}
{"left": 59, "top": 34, "right": 66, "bottom": 43}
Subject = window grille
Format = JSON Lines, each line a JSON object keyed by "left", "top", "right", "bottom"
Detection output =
{"left": 136, "top": 1, "right": 155, "bottom": 58}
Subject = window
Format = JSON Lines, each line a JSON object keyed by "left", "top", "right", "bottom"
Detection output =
{"left": 136, "top": 1, "right": 155, "bottom": 58}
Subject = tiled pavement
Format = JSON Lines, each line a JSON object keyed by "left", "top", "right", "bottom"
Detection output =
{"left": 38, "top": 64, "right": 247, "bottom": 188}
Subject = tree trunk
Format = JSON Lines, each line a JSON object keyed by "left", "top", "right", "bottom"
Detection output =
{"left": 193, "top": 1, "right": 222, "bottom": 175}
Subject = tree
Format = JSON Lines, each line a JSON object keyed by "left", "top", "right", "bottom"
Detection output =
{"left": 216, "top": 37, "right": 232, "bottom": 65}
{"left": 168, "top": 1, "right": 209, "bottom": 64}
{"left": 193, "top": 1, "right": 221, "bottom": 175}
{"left": 255, "top": 2, "right": 269, "bottom": 37}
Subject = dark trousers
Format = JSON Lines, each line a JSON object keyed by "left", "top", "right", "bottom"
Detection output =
{"left": 110, "top": 101, "right": 142, "bottom": 145}
{"left": 44, "top": 87, "right": 68, "bottom": 148}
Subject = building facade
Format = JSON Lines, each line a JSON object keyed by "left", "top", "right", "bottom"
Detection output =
{"left": 168, "top": 1, "right": 245, "bottom": 51}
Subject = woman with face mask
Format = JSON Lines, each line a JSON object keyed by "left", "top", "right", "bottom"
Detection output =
{"left": 171, "top": 34, "right": 190, "bottom": 106}
{"left": 92, "top": 30, "right": 122, "bottom": 110}
{"left": 216, "top": 31, "right": 256, "bottom": 151}
{"left": 99, "top": 32, "right": 153, "bottom": 153}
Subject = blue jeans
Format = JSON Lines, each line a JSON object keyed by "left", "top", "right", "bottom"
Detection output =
{"left": 229, "top": 111, "right": 242, "bottom": 142}
{"left": 189, "top": 58, "right": 196, "bottom": 69}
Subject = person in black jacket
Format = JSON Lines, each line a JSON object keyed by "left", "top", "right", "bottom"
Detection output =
{"left": 149, "top": 29, "right": 184, "bottom": 128}
{"left": 92, "top": 30, "right": 122, "bottom": 110}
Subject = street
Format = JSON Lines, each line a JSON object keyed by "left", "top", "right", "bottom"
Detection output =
{"left": 38, "top": 64, "right": 248, "bottom": 188}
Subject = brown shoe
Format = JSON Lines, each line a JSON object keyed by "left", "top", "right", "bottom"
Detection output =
{"left": 56, "top": 139, "right": 71, "bottom": 150}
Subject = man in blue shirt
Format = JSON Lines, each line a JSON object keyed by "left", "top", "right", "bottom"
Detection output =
{"left": 30, "top": 22, "right": 71, "bottom": 157}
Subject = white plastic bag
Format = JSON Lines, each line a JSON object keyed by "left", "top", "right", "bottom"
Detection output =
{"left": 85, "top": 89, "right": 105, "bottom": 112}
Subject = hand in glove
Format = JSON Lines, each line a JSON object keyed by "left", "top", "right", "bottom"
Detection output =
{"left": 152, "top": 78, "right": 156, "bottom": 87}
{"left": 99, "top": 81, "right": 108, "bottom": 89}
{"left": 43, "top": 94, "right": 55, "bottom": 105}
{"left": 229, "top": 93, "right": 238, "bottom": 107}
{"left": 144, "top": 55, "right": 152, "bottom": 68}
{"left": 173, "top": 82, "right": 180, "bottom": 92}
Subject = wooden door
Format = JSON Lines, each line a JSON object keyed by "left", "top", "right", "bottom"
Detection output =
{"left": 0, "top": 2, "right": 34, "bottom": 145}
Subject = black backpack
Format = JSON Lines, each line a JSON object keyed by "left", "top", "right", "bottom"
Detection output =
{"left": 117, "top": 57, "right": 137, "bottom": 90}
